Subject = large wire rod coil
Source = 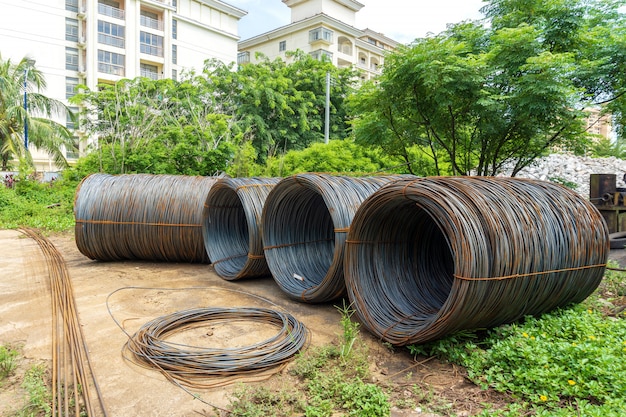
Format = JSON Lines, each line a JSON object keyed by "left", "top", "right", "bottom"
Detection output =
{"left": 124, "top": 307, "right": 309, "bottom": 388}
{"left": 74, "top": 173, "right": 220, "bottom": 262}
{"left": 261, "top": 173, "right": 412, "bottom": 303}
{"left": 203, "top": 177, "right": 281, "bottom": 280}
{"left": 345, "top": 177, "right": 609, "bottom": 346}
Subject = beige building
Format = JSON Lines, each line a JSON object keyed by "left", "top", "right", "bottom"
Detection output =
{"left": 0, "top": 0, "right": 246, "bottom": 172}
{"left": 585, "top": 107, "right": 613, "bottom": 141}
{"left": 237, "top": 0, "right": 399, "bottom": 82}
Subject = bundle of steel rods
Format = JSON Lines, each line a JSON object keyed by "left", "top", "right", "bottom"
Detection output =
{"left": 74, "top": 174, "right": 221, "bottom": 262}
{"left": 261, "top": 173, "right": 412, "bottom": 303}
{"left": 344, "top": 177, "right": 609, "bottom": 346}
{"left": 20, "top": 228, "right": 107, "bottom": 417}
{"left": 124, "top": 307, "right": 309, "bottom": 389}
{"left": 203, "top": 177, "right": 280, "bottom": 280}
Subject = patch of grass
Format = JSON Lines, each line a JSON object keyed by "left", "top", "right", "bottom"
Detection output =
{"left": 0, "top": 344, "right": 19, "bottom": 380}
{"left": 17, "top": 363, "right": 51, "bottom": 417}
{"left": 407, "top": 266, "right": 626, "bottom": 416}
{"left": 0, "top": 177, "right": 77, "bottom": 232}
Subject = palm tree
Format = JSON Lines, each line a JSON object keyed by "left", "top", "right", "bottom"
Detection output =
{"left": 0, "top": 54, "right": 75, "bottom": 171}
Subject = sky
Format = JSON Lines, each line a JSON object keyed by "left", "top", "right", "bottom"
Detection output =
{"left": 227, "top": 0, "right": 487, "bottom": 44}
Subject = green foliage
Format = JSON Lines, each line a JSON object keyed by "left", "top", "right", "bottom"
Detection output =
{"left": 408, "top": 273, "right": 626, "bottom": 417}
{"left": 0, "top": 54, "right": 74, "bottom": 172}
{"left": 18, "top": 363, "right": 51, "bottom": 417}
{"left": 261, "top": 139, "right": 401, "bottom": 177}
{"left": 590, "top": 137, "right": 626, "bottom": 159}
{"left": 349, "top": 0, "right": 625, "bottom": 176}
{"left": 336, "top": 301, "right": 360, "bottom": 359}
{"left": 0, "top": 177, "right": 77, "bottom": 231}
{"left": 0, "top": 345, "right": 18, "bottom": 380}
{"left": 224, "top": 384, "right": 305, "bottom": 417}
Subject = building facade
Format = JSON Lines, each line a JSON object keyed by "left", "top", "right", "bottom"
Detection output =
{"left": 0, "top": 0, "right": 245, "bottom": 172}
{"left": 237, "top": 0, "right": 398, "bottom": 82}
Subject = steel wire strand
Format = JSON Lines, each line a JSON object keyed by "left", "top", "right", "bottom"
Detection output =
{"left": 74, "top": 174, "right": 222, "bottom": 263}
{"left": 261, "top": 173, "right": 414, "bottom": 303}
{"left": 202, "top": 177, "right": 280, "bottom": 280}
{"left": 19, "top": 228, "right": 108, "bottom": 417}
{"left": 344, "top": 177, "right": 609, "bottom": 346}
{"left": 120, "top": 307, "right": 308, "bottom": 390}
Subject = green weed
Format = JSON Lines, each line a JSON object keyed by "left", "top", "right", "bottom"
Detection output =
{"left": 0, "top": 344, "right": 18, "bottom": 380}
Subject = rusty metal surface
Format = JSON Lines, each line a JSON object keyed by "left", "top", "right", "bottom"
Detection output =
{"left": 202, "top": 177, "right": 281, "bottom": 280}
{"left": 261, "top": 173, "right": 416, "bottom": 303}
{"left": 345, "top": 177, "right": 609, "bottom": 346}
{"left": 74, "top": 174, "right": 220, "bottom": 263}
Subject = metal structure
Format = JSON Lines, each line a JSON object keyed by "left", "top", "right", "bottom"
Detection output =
{"left": 345, "top": 177, "right": 609, "bottom": 346}
{"left": 202, "top": 177, "right": 280, "bottom": 280}
{"left": 74, "top": 173, "right": 221, "bottom": 262}
{"left": 589, "top": 173, "right": 626, "bottom": 234}
{"left": 261, "top": 173, "right": 414, "bottom": 303}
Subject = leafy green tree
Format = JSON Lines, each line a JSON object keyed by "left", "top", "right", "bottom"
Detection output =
{"left": 349, "top": 0, "right": 625, "bottom": 176}
{"left": 261, "top": 139, "right": 399, "bottom": 177}
{"left": 205, "top": 52, "right": 357, "bottom": 164}
{"left": 0, "top": 55, "right": 74, "bottom": 171}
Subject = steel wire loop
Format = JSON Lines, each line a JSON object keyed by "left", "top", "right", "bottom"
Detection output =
{"left": 124, "top": 307, "right": 309, "bottom": 388}
{"left": 261, "top": 173, "right": 413, "bottom": 303}
{"left": 203, "top": 177, "right": 280, "bottom": 280}
{"left": 74, "top": 174, "right": 221, "bottom": 262}
{"left": 345, "top": 177, "right": 609, "bottom": 346}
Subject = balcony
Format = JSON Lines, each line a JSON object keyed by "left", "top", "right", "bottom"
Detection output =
{"left": 140, "top": 43, "right": 163, "bottom": 57}
{"left": 140, "top": 15, "right": 163, "bottom": 31}
{"left": 98, "top": 62, "right": 125, "bottom": 77}
{"left": 98, "top": 33, "right": 125, "bottom": 48}
{"left": 98, "top": 3, "right": 125, "bottom": 20}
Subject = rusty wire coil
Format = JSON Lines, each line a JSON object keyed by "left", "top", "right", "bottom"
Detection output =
{"left": 123, "top": 307, "right": 309, "bottom": 389}
{"left": 261, "top": 173, "right": 413, "bottom": 303}
{"left": 74, "top": 173, "right": 221, "bottom": 262}
{"left": 203, "top": 177, "right": 280, "bottom": 280}
{"left": 345, "top": 177, "right": 609, "bottom": 346}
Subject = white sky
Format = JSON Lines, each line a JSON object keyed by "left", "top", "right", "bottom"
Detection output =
{"left": 227, "top": 0, "right": 487, "bottom": 44}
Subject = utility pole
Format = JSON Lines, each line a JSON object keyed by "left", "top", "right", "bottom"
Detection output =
{"left": 324, "top": 71, "right": 330, "bottom": 144}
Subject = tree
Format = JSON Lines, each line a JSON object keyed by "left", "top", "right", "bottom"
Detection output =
{"left": 349, "top": 0, "right": 625, "bottom": 176}
{"left": 0, "top": 54, "right": 74, "bottom": 171}
{"left": 205, "top": 52, "right": 358, "bottom": 164}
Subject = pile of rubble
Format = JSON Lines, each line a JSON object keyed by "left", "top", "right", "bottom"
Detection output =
{"left": 503, "top": 154, "right": 626, "bottom": 197}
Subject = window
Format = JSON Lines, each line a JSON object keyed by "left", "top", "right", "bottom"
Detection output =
{"left": 98, "top": 20, "right": 125, "bottom": 48}
{"left": 66, "top": 0, "right": 78, "bottom": 12}
{"left": 279, "top": 40, "right": 286, "bottom": 52}
{"left": 66, "top": 47, "right": 79, "bottom": 71}
{"left": 140, "top": 63, "right": 159, "bottom": 80}
{"left": 66, "top": 77, "right": 79, "bottom": 99}
{"left": 98, "top": 49, "right": 125, "bottom": 76}
{"left": 140, "top": 32, "right": 164, "bottom": 56}
{"left": 66, "top": 108, "right": 77, "bottom": 130}
{"left": 172, "top": 19, "right": 177, "bottom": 39}
{"left": 309, "top": 49, "right": 333, "bottom": 61}
{"left": 140, "top": 9, "right": 162, "bottom": 30}
{"left": 172, "top": 69, "right": 177, "bottom": 81}
{"left": 66, "top": 18, "right": 79, "bottom": 42}
{"left": 237, "top": 51, "right": 250, "bottom": 65}
{"left": 309, "top": 27, "right": 333, "bottom": 43}
{"left": 172, "top": 44, "right": 177, "bottom": 64}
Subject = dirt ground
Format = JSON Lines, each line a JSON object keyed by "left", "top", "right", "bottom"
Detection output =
{"left": 1, "top": 229, "right": 623, "bottom": 417}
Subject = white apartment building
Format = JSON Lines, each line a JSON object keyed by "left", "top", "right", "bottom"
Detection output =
{"left": 0, "top": 0, "right": 246, "bottom": 172}
{"left": 237, "top": 0, "right": 399, "bottom": 82}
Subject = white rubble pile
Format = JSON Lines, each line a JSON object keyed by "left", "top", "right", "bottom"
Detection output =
{"left": 502, "top": 154, "right": 626, "bottom": 198}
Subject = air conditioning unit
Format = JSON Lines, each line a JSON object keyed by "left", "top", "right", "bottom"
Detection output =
{"left": 77, "top": 37, "right": 86, "bottom": 47}
{"left": 78, "top": 66, "right": 86, "bottom": 76}
{"left": 77, "top": 6, "right": 86, "bottom": 18}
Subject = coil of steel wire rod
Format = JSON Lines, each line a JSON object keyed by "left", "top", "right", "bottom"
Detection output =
{"left": 344, "top": 177, "right": 609, "bottom": 346}
{"left": 261, "top": 173, "right": 414, "bottom": 303}
{"left": 124, "top": 307, "right": 308, "bottom": 389}
{"left": 203, "top": 177, "right": 281, "bottom": 280}
{"left": 74, "top": 173, "right": 221, "bottom": 262}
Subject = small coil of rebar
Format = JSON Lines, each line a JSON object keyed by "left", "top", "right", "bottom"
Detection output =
{"left": 203, "top": 177, "right": 281, "bottom": 280}
{"left": 124, "top": 307, "right": 309, "bottom": 389}
{"left": 261, "top": 173, "right": 413, "bottom": 303}
{"left": 74, "top": 173, "right": 221, "bottom": 262}
{"left": 345, "top": 177, "right": 609, "bottom": 346}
